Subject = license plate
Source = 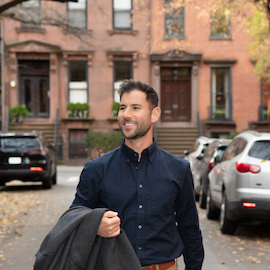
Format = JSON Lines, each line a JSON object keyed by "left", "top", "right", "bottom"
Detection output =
{"left": 8, "top": 157, "right": 22, "bottom": 164}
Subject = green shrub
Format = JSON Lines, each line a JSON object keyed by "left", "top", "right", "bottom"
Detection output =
{"left": 226, "top": 133, "right": 238, "bottom": 139}
{"left": 81, "top": 103, "right": 90, "bottom": 111}
{"left": 67, "top": 102, "right": 76, "bottom": 111}
{"left": 75, "top": 103, "right": 82, "bottom": 111}
{"left": 112, "top": 102, "right": 120, "bottom": 111}
{"left": 86, "top": 131, "right": 123, "bottom": 157}
{"left": 10, "top": 104, "right": 29, "bottom": 117}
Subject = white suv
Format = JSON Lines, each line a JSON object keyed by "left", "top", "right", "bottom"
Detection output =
{"left": 207, "top": 130, "right": 270, "bottom": 234}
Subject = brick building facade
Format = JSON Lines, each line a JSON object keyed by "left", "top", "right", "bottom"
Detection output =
{"left": 0, "top": 0, "right": 269, "bottom": 165}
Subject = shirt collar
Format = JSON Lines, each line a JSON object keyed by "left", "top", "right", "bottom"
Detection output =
{"left": 120, "top": 138, "right": 157, "bottom": 163}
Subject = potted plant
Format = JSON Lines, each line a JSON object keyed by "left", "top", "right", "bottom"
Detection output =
{"left": 213, "top": 109, "right": 226, "bottom": 119}
{"left": 10, "top": 104, "right": 29, "bottom": 123}
{"left": 75, "top": 103, "right": 83, "bottom": 118}
{"left": 112, "top": 102, "right": 120, "bottom": 117}
{"left": 67, "top": 102, "right": 76, "bottom": 117}
{"left": 81, "top": 103, "right": 90, "bottom": 118}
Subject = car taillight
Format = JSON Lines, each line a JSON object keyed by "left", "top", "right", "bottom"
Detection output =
{"left": 208, "top": 161, "right": 215, "bottom": 170}
{"left": 30, "top": 167, "right": 43, "bottom": 171}
{"left": 235, "top": 162, "right": 261, "bottom": 173}
{"left": 243, "top": 202, "right": 256, "bottom": 207}
{"left": 27, "top": 150, "right": 46, "bottom": 155}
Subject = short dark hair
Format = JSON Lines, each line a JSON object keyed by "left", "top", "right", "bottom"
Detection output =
{"left": 118, "top": 79, "right": 159, "bottom": 108}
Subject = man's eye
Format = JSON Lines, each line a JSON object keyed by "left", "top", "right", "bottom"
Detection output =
{"left": 120, "top": 107, "right": 125, "bottom": 110}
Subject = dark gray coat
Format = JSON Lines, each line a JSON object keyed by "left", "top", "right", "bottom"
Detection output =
{"left": 34, "top": 206, "right": 142, "bottom": 270}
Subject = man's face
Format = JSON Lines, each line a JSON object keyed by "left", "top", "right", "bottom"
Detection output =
{"left": 118, "top": 90, "right": 153, "bottom": 140}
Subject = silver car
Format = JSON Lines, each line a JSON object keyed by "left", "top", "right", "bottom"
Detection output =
{"left": 184, "top": 136, "right": 215, "bottom": 200}
{"left": 207, "top": 130, "right": 270, "bottom": 234}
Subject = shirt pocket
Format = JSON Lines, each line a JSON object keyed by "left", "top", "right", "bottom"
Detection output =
{"left": 151, "top": 179, "right": 176, "bottom": 216}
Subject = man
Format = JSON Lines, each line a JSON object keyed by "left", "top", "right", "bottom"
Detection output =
{"left": 71, "top": 80, "right": 204, "bottom": 270}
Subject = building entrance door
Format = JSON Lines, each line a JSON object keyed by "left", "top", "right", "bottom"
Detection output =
{"left": 21, "top": 76, "right": 50, "bottom": 118}
{"left": 160, "top": 67, "right": 191, "bottom": 122}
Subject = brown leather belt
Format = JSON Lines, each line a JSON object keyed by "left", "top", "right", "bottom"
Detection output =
{"left": 143, "top": 260, "right": 175, "bottom": 270}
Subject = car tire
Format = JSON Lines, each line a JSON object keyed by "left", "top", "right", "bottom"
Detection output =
{"left": 206, "top": 185, "right": 220, "bottom": 220}
{"left": 42, "top": 176, "right": 52, "bottom": 189}
{"left": 52, "top": 172, "right": 57, "bottom": 185}
{"left": 220, "top": 191, "right": 237, "bottom": 234}
{"left": 199, "top": 183, "right": 206, "bottom": 209}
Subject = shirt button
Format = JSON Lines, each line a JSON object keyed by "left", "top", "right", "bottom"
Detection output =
{"left": 139, "top": 204, "right": 143, "bottom": 209}
{"left": 139, "top": 184, "right": 143, "bottom": 188}
{"left": 134, "top": 153, "right": 137, "bottom": 157}
{"left": 138, "top": 247, "right": 142, "bottom": 250}
{"left": 138, "top": 225, "right": 142, "bottom": 229}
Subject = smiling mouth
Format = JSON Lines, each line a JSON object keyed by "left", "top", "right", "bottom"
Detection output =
{"left": 124, "top": 123, "right": 135, "bottom": 127}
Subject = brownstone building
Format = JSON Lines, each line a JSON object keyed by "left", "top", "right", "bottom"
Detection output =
{"left": 1, "top": 0, "right": 269, "bottom": 165}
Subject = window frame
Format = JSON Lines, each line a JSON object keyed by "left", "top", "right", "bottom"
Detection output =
{"left": 210, "top": 10, "right": 231, "bottom": 38}
{"left": 210, "top": 67, "right": 232, "bottom": 121}
{"left": 113, "top": 61, "right": 133, "bottom": 102}
{"left": 21, "top": 0, "right": 41, "bottom": 29}
{"left": 112, "top": 0, "right": 133, "bottom": 30}
{"left": 68, "top": 61, "right": 88, "bottom": 103}
{"left": 67, "top": 0, "right": 87, "bottom": 29}
{"left": 164, "top": 0, "right": 185, "bottom": 39}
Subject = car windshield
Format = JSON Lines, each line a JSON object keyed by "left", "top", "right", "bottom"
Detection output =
{"left": 0, "top": 137, "right": 42, "bottom": 152}
{"left": 248, "top": 141, "right": 270, "bottom": 161}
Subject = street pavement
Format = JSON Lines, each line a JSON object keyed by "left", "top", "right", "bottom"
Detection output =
{"left": 0, "top": 165, "right": 270, "bottom": 270}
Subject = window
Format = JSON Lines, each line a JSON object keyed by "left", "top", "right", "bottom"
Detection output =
{"left": 248, "top": 141, "right": 270, "bottom": 160}
{"left": 113, "top": 0, "right": 132, "bottom": 29}
{"left": 68, "top": 61, "right": 88, "bottom": 103}
{"left": 211, "top": 68, "right": 231, "bottom": 120}
{"left": 223, "top": 138, "right": 247, "bottom": 161}
{"left": 164, "top": 0, "right": 185, "bottom": 38}
{"left": 68, "top": 0, "right": 87, "bottom": 29}
{"left": 21, "top": 0, "right": 41, "bottom": 29}
{"left": 69, "top": 129, "right": 88, "bottom": 159}
{"left": 211, "top": 9, "right": 231, "bottom": 38}
{"left": 113, "top": 61, "right": 132, "bottom": 102}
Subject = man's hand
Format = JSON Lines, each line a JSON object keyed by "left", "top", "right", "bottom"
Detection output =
{"left": 97, "top": 211, "right": 121, "bottom": 238}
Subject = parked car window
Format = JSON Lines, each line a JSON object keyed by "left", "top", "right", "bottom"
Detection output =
{"left": 0, "top": 137, "right": 42, "bottom": 152}
{"left": 248, "top": 141, "right": 270, "bottom": 160}
{"left": 222, "top": 138, "right": 247, "bottom": 160}
{"left": 233, "top": 138, "right": 247, "bottom": 156}
{"left": 214, "top": 146, "right": 227, "bottom": 162}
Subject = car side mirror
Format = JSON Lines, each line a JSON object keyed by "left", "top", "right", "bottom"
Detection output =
{"left": 184, "top": 150, "right": 189, "bottom": 156}
{"left": 197, "top": 153, "right": 204, "bottom": 160}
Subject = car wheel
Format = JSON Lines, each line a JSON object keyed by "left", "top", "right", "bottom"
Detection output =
{"left": 220, "top": 191, "right": 237, "bottom": 234}
{"left": 42, "top": 176, "right": 52, "bottom": 189}
{"left": 206, "top": 185, "right": 220, "bottom": 220}
{"left": 52, "top": 171, "right": 57, "bottom": 185}
{"left": 199, "top": 183, "right": 206, "bottom": 209}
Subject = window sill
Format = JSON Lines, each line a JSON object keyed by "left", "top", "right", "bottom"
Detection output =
{"left": 164, "top": 36, "right": 186, "bottom": 40}
{"left": 209, "top": 36, "right": 232, "bottom": 40}
{"left": 107, "top": 29, "right": 138, "bottom": 36}
{"left": 16, "top": 28, "right": 46, "bottom": 34}
{"left": 62, "top": 116, "right": 95, "bottom": 121}
{"left": 205, "top": 119, "right": 236, "bottom": 126}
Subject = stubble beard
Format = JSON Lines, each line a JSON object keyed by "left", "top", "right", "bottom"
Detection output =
{"left": 119, "top": 121, "right": 152, "bottom": 140}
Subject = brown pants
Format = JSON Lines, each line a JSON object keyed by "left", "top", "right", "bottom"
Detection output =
{"left": 143, "top": 264, "right": 178, "bottom": 270}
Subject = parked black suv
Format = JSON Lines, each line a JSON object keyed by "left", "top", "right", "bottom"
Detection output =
{"left": 0, "top": 131, "right": 57, "bottom": 189}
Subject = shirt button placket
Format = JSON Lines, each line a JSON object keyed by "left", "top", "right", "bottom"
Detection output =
{"left": 136, "top": 160, "right": 145, "bottom": 258}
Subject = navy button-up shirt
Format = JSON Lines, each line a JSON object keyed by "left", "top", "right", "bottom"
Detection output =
{"left": 71, "top": 139, "right": 204, "bottom": 269}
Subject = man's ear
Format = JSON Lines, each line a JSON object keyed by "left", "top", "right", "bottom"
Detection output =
{"left": 151, "top": 107, "right": 161, "bottom": 123}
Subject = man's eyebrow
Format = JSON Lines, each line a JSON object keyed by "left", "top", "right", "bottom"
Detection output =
{"left": 131, "top": 103, "right": 142, "bottom": 107}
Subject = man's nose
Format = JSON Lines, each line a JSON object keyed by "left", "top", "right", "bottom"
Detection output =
{"left": 123, "top": 107, "right": 132, "bottom": 119}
